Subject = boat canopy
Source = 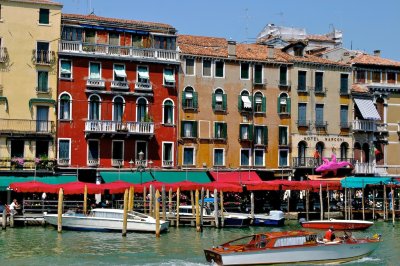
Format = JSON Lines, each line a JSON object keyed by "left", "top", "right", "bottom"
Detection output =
{"left": 341, "top": 176, "right": 398, "bottom": 188}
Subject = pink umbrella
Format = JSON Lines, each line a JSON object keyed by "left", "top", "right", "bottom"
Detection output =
{"left": 316, "top": 154, "right": 353, "bottom": 176}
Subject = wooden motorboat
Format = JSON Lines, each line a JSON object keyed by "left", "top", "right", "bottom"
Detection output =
{"left": 204, "top": 230, "right": 381, "bottom": 265}
{"left": 44, "top": 208, "right": 169, "bottom": 233}
{"left": 300, "top": 219, "right": 374, "bottom": 230}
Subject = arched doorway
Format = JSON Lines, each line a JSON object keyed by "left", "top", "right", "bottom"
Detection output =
{"left": 315, "top": 142, "right": 325, "bottom": 165}
{"left": 362, "top": 143, "right": 370, "bottom": 163}
{"left": 340, "top": 142, "right": 349, "bottom": 161}
{"left": 354, "top": 142, "right": 361, "bottom": 162}
{"left": 298, "top": 141, "right": 307, "bottom": 166}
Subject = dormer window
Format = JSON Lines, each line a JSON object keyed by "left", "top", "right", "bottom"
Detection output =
{"left": 294, "top": 46, "right": 304, "bottom": 56}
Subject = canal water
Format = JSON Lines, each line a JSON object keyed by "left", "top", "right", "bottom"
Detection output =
{"left": 0, "top": 221, "right": 399, "bottom": 266}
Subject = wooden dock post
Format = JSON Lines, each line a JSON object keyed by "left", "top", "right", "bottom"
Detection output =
{"left": 168, "top": 188, "right": 172, "bottom": 215}
{"left": 220, "top": 190, "right": 224, "bottom": 228}
{"left": 162, "top": 185, "right": 166, "bottom": 221}
{"left": 214, "top": 189, "right": 219, "bottom": 228}
{"left": 200, "top": 187, "right": 205, "bottom": 232}
{"left": 2, "top": 209, "right": 6, "bottom": 230}
{"left": 195, "top": 189, "right": 200, "bottom": 232}
{"left": 327, "top": 185, "right": 330, "bottom": 220}
{"left": 57, "top": 188, "right": 63, "bottom": 233}
{"left": 391, "top": 186, "right": 395, "bottom": 226}
{"left": 149, "top": 185, "right": 154, "bottom": 217}
{"left": 10, "top": 213, "right": 14, "bottom": 228}
{"left": 319, "top": 184, "right": 323, "bottom": 220}
{"left": 372, "top": 189, "right": 376, "bottom": 220}
{"left": 250, "top": 192, "right": 255, "bottom": 222}
{"left": 344, "top": 188, "right": 347, "bottom": 220}
{"left": 122, "top": 189, "right": 128, "bottom": 237}
{"left": 306, "top": 190, "right": 309, "bottom": 221}
{"left": 383, "top": 185, "right": 387, "bottom": 221}
{"left": 128, "top": 186, "right": 134, "bottom": 211}
{"left": 143, "top": 187, "right": 147, "bottom": 214}
{"left": 83, "top": 184, "right": 88, "bottom": 215}
{"left": 155, "top": 190, "right": 160, "bottom": 238}
{"left": 190, "top": 190, "right": 195, "bottom": 217}
{"left": 176, "top": 187, "right": 180, "bottom": 227}
{"left": 362, "top": 187, "right": 365, "bottom": 221}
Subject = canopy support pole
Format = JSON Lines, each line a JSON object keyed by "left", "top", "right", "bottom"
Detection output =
{"left": 327, "top": 185, "right": 330, "bottom": 220}
{"left": 122, "top": 189, "right": 128, "bottom": 237}
{"left": 362, "top": 187, "right": 365, "bottom": 221}
{"left": 306, "top": 190, "right": 309, "bottom": 221}
{"left": 384, "top": 185, "right": 387, "bottom": 221}
{"left": 391, "top": 186, "right": 395, "bottom": 227}
{"left": 200, "top": 187, "right": 205, "bottom": 232}
{"left": 344, "top": 188, "right": 347, "bottom": 220}
{"left": 319, "top": 184, "right": 323, "bottom": 220}
{"left": 372, "top": 189, "right": 376, "bottom": 220}
{"left": 195, "top": 189, "right": 200, "bottom": 232}
{"left": 176, "top": 188, "right": 180, "bottom": 228}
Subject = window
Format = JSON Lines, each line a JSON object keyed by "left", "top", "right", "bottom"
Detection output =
{"left": 280, "top": 66, "right": 288, "bottom": 85}
{"left": 37, "top": 71, "right": 48, "bottom": 92}
{"left": 182, "top": 87, "right": 198, "bottom": 109}
{"left": 215, "top": 61, "right": 224, "bottom": 78}
{"left": 85, "top": 30, "right": 96, "bottom": 43}
{"left": 298, "top": 71, "right": 307, "bottom": 91}
{"left": 88, "top": 140, "right": 99, "bottom": 165}
{"left": 214, "top": 149, "right": 224, "bottom": 166}
{"left": 241, "top": 63, "right": 250, "bottom": 80}
{"left": 239, "top": 124, "right": 253, "bottom": 141}
{"left": 59, "top": 93, "right": 71, "bottom": 120}
{"left": 11, "top": 140, "right": 24, "bottom": 158}
{"left": 162, "top": 142, "right": 174, "bottom": 167}
{"left": 112, "top": 141, "right": 124, "bottom": 166}
{"left": 279, "top": 127, "right": 288, "bottom": 145}
{"left": 39, "top": 9, "right": 49, "bottom": 24}
{"left": 181, "top": 121, "right": 197, "bottom": 138}
{"left": 60, "top": 60, "right": 72, "bottom": 79}
{"left": 58, "top": 139, "right": 71, "bottom": 164}
{"left": 183, "top": 147, "right": 195, "bottom": 166}
{"left": 153, "top": 35, "right": 176, "bottom": 50}
{"left": 185, "top": 58, "right": 194, "bottom": 75}
{"left": 254, "top": 126, "right": 267, "bottom": 145}
{"left": 340, "top": 105, "right": 349, "bottom": 128}
{"left": 89, "top": 62, "right": 101, "bottom": 80}
{"left": 340, "top": 74, "right": 349, "bottom": 94}
{"left": 162, "top": 99, "right": 174, "bottom": 125}
{"left": 203, "top": 59, "right": 212, "bottom": 77}
{"left": 62, "top": 27, "right": 83, "bottom": 41}
{"left": 279, "top": 149, "right": 288, "bottom": 167}
{"left": 113, "top": 97, "right": 124, "bottom": 122}
{"left": 36, "top": 42, "right": 49, "bottom": 64}
{"left": 164, "top": 68, "right": 175, "bottom": 86}
{"left": 109, "top": 33, "right": 119, "bottom": 46}
{"left": 278, "top": 93, "right": 290, "bottom": 114}
{"left": 372, "top": 71, "right": 381, "bottom": 83}
{"left": 340, "top": 143, "right": 349, "bottom": 160}
{"left": 136, "top": 98, "right": 147, "bottom": 122}
{"left": 214, "top": 122, "right": 227, "bottom": 139}
{"left": 36, "top": 106, "right": 49, "bottom": 132}
{"left": 88, "top": 95, "right": 100, "bottom": 120}
{"left": 254, "top": 149, "right": 264, "bottom": 166}
{"left": 36, "top": 140, "right": 49, "bottom": 159}
{"left": 315, "top": 72, "right": 324, "bottom": 93}
{"left": 212, "top": 88, "right": 227, "bottom": 112}
{"left": 254, "top": 92, "right": 265, "bottom": 113}
{"left": 254, "top": 64, "right": 263, "bottom": 84}
{"left": 387, "top": 72, "right": 396, "bottom": 84}
{"left": 355, "top": 70, "right": 365, "bottom": 83}
{"left": 135, "top": 141, "right": 147, "bottom": 162}
{"left": 315, "top": 104, "right": 325, "bottom": 128}
{"left": 298, "top": 103, "right": 307, "bottom": 127}
{"left": 298, "top": 142, "right": 307, "bottom": 166}
{"left": 240, "top": 149, "right": 251, "bottom": 166}
{"left": 137, "top": 66, "right": 149, "bottom": 84}
{"left": 239, "top": 90, "right": 252, "bottom": 111}
{"left": 113, "top": 64, "right": 126, "bottom": 82}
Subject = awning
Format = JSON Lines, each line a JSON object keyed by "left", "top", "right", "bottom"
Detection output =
{"left": 138, "top": 68, "right": 149, "bottom": 79}
{"left": 341, "top": 176, "right": 398, "bottom": 188}
{"left": 241, "top": 96, "right": 252, "bottom": 109}
{"left": 1, "top": 175, "right": 77, "bottom": 191}
{"left": 209, "top": 171, "right": 262, "bottom": 185}
{"left": 164, "top": 69, "right": 175, "bottom": 82}
{"left": 215, "top": 94, "right": 223, "bottom": 102}
{"left": 185, "top": 91, "right": 193, "bottom": 99}
{"left": 114, "top": 68, "right": 127, "bottom": 78}
{"left": 354, "top": 98, "right": 381, "bottom": 120}
{"left": 60, "top": 61, "right": 71, "bottom": 74}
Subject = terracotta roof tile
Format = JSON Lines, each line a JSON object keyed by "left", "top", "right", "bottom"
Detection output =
{"left": 351, "top": 84, "right": 369, "bottom": 93}
{"left": 236, "top": 43, "right": 288, "bottom": 62}
{"left": 62, "top": 14, "right": 176, "bottom": 33}
{"left": 279, "top": 51, "right": 348, "bottom": 66}
{"left": 9, "top": 0, "right": 62, "bottom": 6}
{"left": 351, "top": 53, "right": 400, "bottom": 67}
{"left": 177, "top": 35, "right": 228, "bottom": 57}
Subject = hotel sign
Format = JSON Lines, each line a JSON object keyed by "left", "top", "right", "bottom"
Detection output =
{"left": 302, "top": 136, "right": 346, "bottom": 142}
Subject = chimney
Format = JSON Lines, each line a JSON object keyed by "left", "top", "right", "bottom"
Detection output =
{"left": 267, "top": 45, "right": 275, "bottom": 59}
{"left": 228, "top": 40, "right": 236, "bottom": 58}
{"left": 373, "top": 50, "right": 381, "bottom": 57}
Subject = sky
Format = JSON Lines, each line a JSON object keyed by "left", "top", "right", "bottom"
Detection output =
{"left": 58, "top": 0, "right": 400, "bottom": 61}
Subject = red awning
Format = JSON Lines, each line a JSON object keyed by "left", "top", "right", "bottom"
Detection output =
{"left": 246, "top": 181, "right": 280, "bottom": 191}
{"left": 209, "top": 171, "right": 262, "bottom": 185}
{"left": 9, "top": 181, "right": 59, "bottom": 193}
{"left": 101, "top": 180, "right": 138, "bottom": 194}
{"left": 202, "top": 182, "right": 243, "bottom": 192}
{"left": 57, "top": 181, "right": 103, "bottom": 195}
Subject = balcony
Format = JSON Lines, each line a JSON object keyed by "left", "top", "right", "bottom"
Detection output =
{"left": 0, "top": 157, "right": 56, "bottom": 171}
{"left": 111, "top": 80, "right": 129, "bottom": 90}
{"left": 315, "top": 121, "right": 328, "bottom": 130}
{"left": 163, "top": 160, "right": 173, "bottom": 168}
{"left": 340, "top": 121, "right": 351, "bottom": 130}
{"left": 292, "top": 157, "right": 354, "bottom": 168}
{"left": 134, "top": 81, "right": 152, "bottom": 92}
{"left": 353, "top": 162, "right": 387, "bottom": 175}
{"left": 112, "top": 159, "right": 124, "bottom": 167}
{"left": 297, "top": 86, "right": 310, "bottom": 94}
{"left": 352, "top": 120, "right": 376, "bottom": 132}
{"left": 88, "top": 159, "right": 99, "bottom": 167}
{"left": 314, "top": 87, "right": 327, "bottom": 96}
{"left": 59, "top": 41, "right": 179, "bottom": 63}
{"left": 33, "top": 50, "right": 55, "bottom": 65}
{"left": 85, "top": 120, "right": 154, "bottom": 135}
{"left": 0, "top": 119, "right": 55, "bottom": 135}
{"left": 86, "top": 79, "right": 106, "bottom": 89}
{"left": 297, "top": 120, "right": 311, "bottom": 128}
{"left": 36, "top": 87, "right": 52, "bottom": 94}
{"left": 375, "top": 123, "right": 388, "bottom": 134}
{"left": 0, "top": 47, "right": 8, "bottom": 62}
{"left": 278, "top": 81, "right": 291, "bottom": 90}
{"left": 58, "top": 158, "right": 70, "bottom": 166}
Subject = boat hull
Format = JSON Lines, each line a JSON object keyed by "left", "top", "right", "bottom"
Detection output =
{"left": 252, "top": 217, "right": 285, "bottom": 226}
{"left": 205, "top": 241, "right": 379, "bottom": 265}
{"left": 300, "top": 220, "right": 373, "bottom": 230}
{"left": 44, "top": 214, "right": 169, "bottom": 233}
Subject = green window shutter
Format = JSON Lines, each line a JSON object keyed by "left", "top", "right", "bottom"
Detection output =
{"left": 193, "top": 92, "right": 198, "bottom": 108}
{"left": 264, "top": 126, "right": 268, "bottom": 145}
{"left": 182, "top": 92, "right": 186, "bottom": 108}
{"left": 239, "top": 124, "right": 243, "bottom": 139}
{"left": 262, "top": 96, "right": 266, "bottom": 113}
{"left": 214, "top": 123, "right": 218, "bottom": 138}
{"left": 39, "top": 9, "right": 49, "bottom": 24}
{"left": 249, "top": 125, "right": 254, "bottom": 140}
{"left": 277, "top": 96, "right": 281, "bottom": 113}
{"left": 193, "top": 121, "right": 198, "bottom": 138}
{"left": 238, "top": 95, "right": 242, "bottom": 112}
{"left": 222, "top": 94, "right": 227, "bottom": 111}
{"left": 222, "top": 123, "right": 227, "bottom": 139}
{"left": 287, "top": 98, "right": 291, "bottom": 113}
{"left": 180, "top": 121, "right": 185, "bottom": 137}
{"left": 212, "top": 93, "right": 216, "bottom": 111}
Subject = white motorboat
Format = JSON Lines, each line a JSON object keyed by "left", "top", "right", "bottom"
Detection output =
{"left": 252, "top": 210, "right": 285, "bottom": 226}
{"left": 44, "top": 208, "right": 169, "bottom": 233}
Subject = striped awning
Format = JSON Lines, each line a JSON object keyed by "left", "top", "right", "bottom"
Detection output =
{"left": 354, "top": 98, "right": 381, "bottom": 120}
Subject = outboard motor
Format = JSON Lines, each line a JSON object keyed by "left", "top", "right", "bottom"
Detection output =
{"left": 299, "top": 217, "right": 306, "bottom": 224}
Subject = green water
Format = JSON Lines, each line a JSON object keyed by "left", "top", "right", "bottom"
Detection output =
{"left": 0, "top": 221, "right": 398, "bottom": 266}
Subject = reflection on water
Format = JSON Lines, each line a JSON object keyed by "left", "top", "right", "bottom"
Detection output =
{"left": 0, "top": 221, "right": 398, "bottom": 265}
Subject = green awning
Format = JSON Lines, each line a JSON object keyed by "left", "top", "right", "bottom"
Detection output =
{"left": 29, "top": 98, "right": 56, "bottom": 109}
{"left": 100, "top": 171, "right": 211, "bottom": 184}
{"left": 340, "top": 176, "right": 398, "bottom": 188}
{"left": 0, "top": 175, "right": 77, "bottom": 191}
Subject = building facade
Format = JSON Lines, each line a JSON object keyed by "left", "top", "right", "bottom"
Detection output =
{"left": 0, "top": 0, "right": 62, "bottom": 172}
{"left": 57, "top": 14, "right": 179, "bottom": 173}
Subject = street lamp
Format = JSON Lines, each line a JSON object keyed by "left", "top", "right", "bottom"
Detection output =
{"left": 136, "top": 151, "right": 145, "bottom": 185}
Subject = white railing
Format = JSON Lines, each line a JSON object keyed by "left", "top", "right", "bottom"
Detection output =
{"left": 111, "top": 81, "right": 129, "bottom": 90}
{"left": 88, "top": 159, "right": 99, "bottom": 166}
{"left": 135, "top": 160, "right": 147, "bottom": 167}
{"left": 58, "top": 158, "right": 70, "bottom": 166}
{"left": 376, "top": 123, "right": 388, "bottom": 133}
{"left": 86, "top": 79, "right": 106, "bottom": 88}
{"left": 112, "top": 159, "right": 124, "bottom": 167}
{"left": 163, "top": 160, "right": 173, "bottom": 167}
{"left": 59, "top": 41, "right": 179, "bottom": 62}
{"left": 352, "top": 120, "right": 376, "bottom": 132}
{"left": 85, "top": 120, "right": 154, "bottom": 134}
{"left": 135, "top": 81, "right": 152, "bottom": 91}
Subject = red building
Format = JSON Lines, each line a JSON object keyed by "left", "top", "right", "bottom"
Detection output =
{"left": 57, "top": 14, "right": 178, "bottom": 173}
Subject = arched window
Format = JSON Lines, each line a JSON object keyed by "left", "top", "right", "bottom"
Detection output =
{"left": 136, "top": 98, "right": 148, "bottom": 122}
{"left": 362, "top": 143, "right": 370, "bottom": 163}
{"left": 113, "top": 96, "right": 124, "bottom": 122}
{"left": 59, "top": 93, "right": 71, "bottom": 120}
{"left": 278, "top": 93, "right": 290, "bottom": 114}
{"left": 254, "top": 92, "right": 265, "bottom": 113}
{"left": 212, "top": 88, "right": 226, "bottom": 112}
{"left": 88, "top": 95, "right": 100, "bottom": 120}
{"left": 239, "top": 90, "right": 252, "bottom": 111}
{"left": 298, "top": 141, "right": 307, "bottom": 166}
{"left": 182, "top": 86, "right": 197, "bottom": 109}
{"left": 340, "top": 142, "right": 349, "bottom": 160}
{"left": 316, "top": 142, "right": 325, "bottom": 164}
{"left": 354, "top": 142, "right": 361, "bottom": 162}
{"left": 163, "top": 99, "right": 174, "bottom": 125}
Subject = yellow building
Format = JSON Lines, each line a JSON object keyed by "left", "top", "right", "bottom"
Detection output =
{"left": 0, "top": 0, "right": 62, "bottom": 171}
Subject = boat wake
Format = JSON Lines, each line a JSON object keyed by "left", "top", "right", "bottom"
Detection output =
{"left": 143, "top": 261, "right": 208, "bottom": 266}
{"left": 342, "top": 256, "right": 381, "bottom": 264}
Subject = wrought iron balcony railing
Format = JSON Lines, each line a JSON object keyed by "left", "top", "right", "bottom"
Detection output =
{"left": 162, "top": 160, "right": 173, "bottom": 167}
{"left": 33, "top": 50, "right": 55, "bottom": 65}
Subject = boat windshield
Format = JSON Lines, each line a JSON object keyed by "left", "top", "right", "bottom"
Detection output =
{"left": 274, "top": 236, "right": 307, "bottom": 247}
{"left": 93, "top": 211, "right": 123, "bottom": 219}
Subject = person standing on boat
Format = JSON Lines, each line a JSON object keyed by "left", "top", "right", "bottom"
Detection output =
{"left": 324, "top": 226, "right": 336, "bottom": 242}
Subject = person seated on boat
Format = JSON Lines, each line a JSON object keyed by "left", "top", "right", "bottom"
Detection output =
{"left": 323, "top": 226, "right": 336, "bottom": 242}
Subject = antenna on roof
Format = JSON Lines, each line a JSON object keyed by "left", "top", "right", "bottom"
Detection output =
{"left": 244, "top": 8, "right": 250, "bottom": 43}
{"left": 275, "top": 12, "right": 285, "bottom": 25}
{"left": 87, "top": 0, "right": 94, "bottom": 15}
